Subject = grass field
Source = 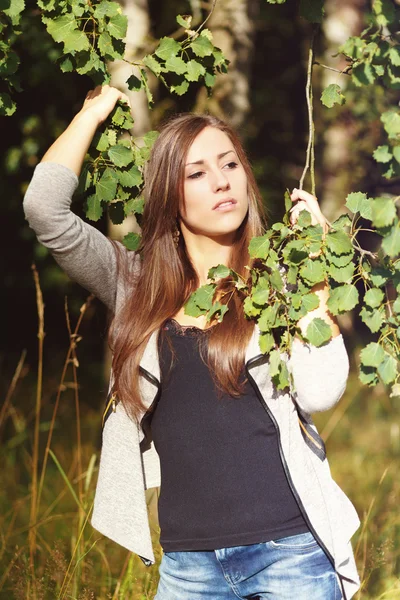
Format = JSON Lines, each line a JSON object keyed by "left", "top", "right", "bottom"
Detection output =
{"left": 1, "top": 283, "right": 399, "bottom": 599}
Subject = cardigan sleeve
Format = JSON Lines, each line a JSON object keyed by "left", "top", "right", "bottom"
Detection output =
{"left": 23, "top": 161, "right": 132, "bottom": 311}
{"left": 287, "top": 333, "right": 350, "bottom": 414}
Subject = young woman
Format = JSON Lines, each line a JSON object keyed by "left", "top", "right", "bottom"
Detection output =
{"left": 23, "top": 85, "right": 360, "bottom": 600}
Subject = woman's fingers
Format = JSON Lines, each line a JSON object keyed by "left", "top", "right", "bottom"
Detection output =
{"left": 80, "top": 85, "right": 131, "bottom": 125}
{"left": 289, "top": 188, "right": 329, "bottom": 234}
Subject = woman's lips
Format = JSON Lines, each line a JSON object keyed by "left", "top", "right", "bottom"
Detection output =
{"left": 213, "top": 199, "right": 237, "bottom": 211}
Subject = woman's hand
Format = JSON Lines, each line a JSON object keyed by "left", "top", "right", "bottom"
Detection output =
{"left": 77, "top": 84, "right": 131, "bottom": 127}
{"left": 41, "top": 85, "right": 131, "bottom": 176}
{"left": 289, "top": 188, "right": 329, "bottom": 234}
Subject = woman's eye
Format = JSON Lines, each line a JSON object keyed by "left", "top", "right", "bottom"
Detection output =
{"left": 188, "top": 171, "right": 203, "bottom": 179}
{"left": 224, "top": 161, "right": 238, "bottom": 169}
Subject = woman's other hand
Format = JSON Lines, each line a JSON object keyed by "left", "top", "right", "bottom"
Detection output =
{"left": 289, "top": 188, "right": 329, "bottom": 258}
{"left": 289, "top": 188, "right": 329, "bottom": 234}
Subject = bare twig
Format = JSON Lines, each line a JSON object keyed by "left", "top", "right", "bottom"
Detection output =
{"left": 299, "top": 26, "right": 318, "bottom": 195}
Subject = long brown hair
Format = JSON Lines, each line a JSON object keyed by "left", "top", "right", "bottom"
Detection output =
{"left": 110, "top": 113, "right": 267, "bottom": 422}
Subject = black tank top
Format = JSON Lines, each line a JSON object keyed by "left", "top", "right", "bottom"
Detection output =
{"left": 150, "top": 319, "right": 308, "bottom": 551}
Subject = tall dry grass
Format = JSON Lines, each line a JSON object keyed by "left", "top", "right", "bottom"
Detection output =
{"left": 0, "top": 268, "right": 399, "bottom": 598}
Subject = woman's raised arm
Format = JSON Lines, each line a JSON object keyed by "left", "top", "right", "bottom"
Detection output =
{"left": 23, "top": 86, "right": 136, "bottom": 312}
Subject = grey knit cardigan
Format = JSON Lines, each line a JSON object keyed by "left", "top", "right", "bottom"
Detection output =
{"left": 23, "top": 162, "right": 361, "bottom": 599}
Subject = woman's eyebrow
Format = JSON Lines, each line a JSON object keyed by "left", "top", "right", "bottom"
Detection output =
{"left": 185, "top": 149, "right": 236, "bottom": 167}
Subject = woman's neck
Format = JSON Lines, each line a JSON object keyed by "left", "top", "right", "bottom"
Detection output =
{"left": 181, "top": 227, "right": 233, "bottom": 286}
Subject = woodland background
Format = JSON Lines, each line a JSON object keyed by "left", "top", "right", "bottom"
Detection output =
{"left": 1, "top": 0, "right": 400, "bottom": 598}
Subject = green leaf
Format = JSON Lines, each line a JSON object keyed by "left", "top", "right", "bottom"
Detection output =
{"left": 170, "top": 80, "right": 189, "bottom": 96}
{"left": 93, "top": 131, "right": 109, "bottom": 152}
{"left": 93, "top": 0, "right": 121, "bottom": 18}
{"left": 306, "top": 318, "right": 332, "bottom": 347}
{"left": 282, "top": 239, "right": 309, "bottom": 264}
{"left": 328, "top": 262, "right": 355, "bottom": 284}
{"left": 207, "top": 302, "right": 229, "bottom": 323}
{"left": 108, "top": 144, "right": 133, "bottom": 167}
{"left": 381, "top": 110, "right": 400, "bottom": 139}
{"left": 98, "top": 31, "right": 117, "bottom": 57}
{"left": 259, "top": 333, "right": 275, "bottom": 354}
{"left": 3, "top": 0, "right": 25, "bottom": 25}
{"left": 299, "top": 259, "right": 326, "bottom": 285}
{"left": 143, "top": 130, "right": 159, "bottom": 147}
{"left": 393, "top": 146, "right": 400, "bottom": 164}
{"left": 248, "top": 235, "right": 270, "bottom": 259}
{"left": 116, "top": 165, "right": 142, "bottom": 188}
{"left": 393, "top": 296, "right": 400, "bottom": 314}
{"left": 107, "top": 14, "right": 127, "bottom": 39}
{"left": 0, "top": 92, "right": 16, "bottom": 116}
{"left": 155, "top": 37, "right": 181, "bottom": 61}
{"left": 191, "top": 34, "right": 214, "bottom": 58}
{"left": 327, "top": 284, "right": 359, "bottom": 315}
{"left": 377, "top": 352, "right": 397, "bottom": 384}
{"left": 325, "top": 249, "right": 353, "bottom": 268}
{"left": 124, "top": 197, "right": 144, "bottom": 216}
{"left": 371, "top": 197, "right": 397, "bottom": 228}
{"left": 373, "top": 145, "right": 393, "bottom": 164}
{"left": 96, "top": 168, "right": 118, "bottom": 201}
{"left": 188, "top": 284, "right": 215, "bottom": 312}
{"left": 269, "top": 349, "right": 281, "bottom": 377}
{"left": 359, "top": 364, "right": 379, "bottom": 386}
{"left": 184, "top": 294, "right": 204, "bottom": 318}
{"left": 373, "top": 0, "right": 397, "bottom": 26}
{"left": 176, "top": 14, "right": 192, "bottom": 28}
{"left": 382, "top": 221, "right": 400, "bottom": 258}
{"left": 244, "top": 296, "right": 262, "bottom": 318}
{"left": 86, "top": 194, "right": 103, "bottom": 221}
{"left": 364, "top": 288, "right": 385, "bottom": 308}
{"left": 185, "top": 60, "right": 206, "bottom": 82}
{"left": 205, "top": 72, "right": 216, "bottom": 88}
{"left": 252, "top": 288, "right": 270, "bottom": 306}
{"left": 276, "top": 360, "right": 290, "bottom": 390}
{"left": 325, "top": 230, "right": 353, "bottom": 255}
{"left": 359, "top": 305, "right": 384, "bottom": 332}
{"left": 302, "top": 292, "right": 320, "bottom": 312}
{"left": 258, "top": 304, "right": 279, "bottom": 332}
{"left": 123, "top": 232, "right": 141, "bottom": 251}
{"left": 345, "top": 191, "right": 372, "bottom": 220}
{"left": 64, "top": 29, "right": 90, "bottom": 53}
{"left": 270, "top": 269, "right": 284, "bottom": 291}
{"left": 389, "top": 47, "right": 400, "bottom": 67}
{"left": 59, "top": 56, "right": 74, "bottom": 72}
{"left": 352, "top": 62, "right": 376, "bottom": 87}
{"left": 370, "top": 266, "right": 391, "bottom": 287}
{"left": 321, "top": 84, "right": 345, "bottom": 108}
{"left": 208, "top": 264, "right": 230, "bottom": 279}
{"left": 45, "top": 14, "right": 77, "bottom": 43}
{"left": 284, "top": 190, "right": 292, "bottom": 213}
{"left": 360, "top": 341, "right": 385, "bottom": 367}
{"left": 142, "top": 54, "right": 163, "bottom": 76}
{"left": 165, "top": 55, "right": 187, "bottom": 75}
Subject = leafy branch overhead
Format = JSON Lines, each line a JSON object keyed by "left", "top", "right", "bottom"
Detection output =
{"left": 32, "top": 0, "right": 228, "bottom": 242}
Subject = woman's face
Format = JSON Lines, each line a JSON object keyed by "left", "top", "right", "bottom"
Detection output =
{"left": 179, "top": 126, "right": 249, "bottom": 240}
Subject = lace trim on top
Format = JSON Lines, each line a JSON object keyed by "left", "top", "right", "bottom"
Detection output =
{"left": 163, "top": 318, "right": 216, "bottom": 337}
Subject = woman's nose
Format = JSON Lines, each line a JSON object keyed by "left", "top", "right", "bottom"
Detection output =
{"left": 211, "top": 170, "right": 230, "bottom": 192}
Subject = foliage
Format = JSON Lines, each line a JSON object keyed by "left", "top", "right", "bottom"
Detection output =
{"left": 0, "top": 0, "right": 25, "bottom": 115}
{"left": 185, "top": 1, "right": 400, "bottom": 397}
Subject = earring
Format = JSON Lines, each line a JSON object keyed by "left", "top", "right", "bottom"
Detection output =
{"left": 172, "top": 222, "right": 180, "bottom": 248}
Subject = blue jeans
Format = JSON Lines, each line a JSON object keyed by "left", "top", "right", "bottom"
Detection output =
{"left": 154, "top": 531, "right": 343, "bottom": 599}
